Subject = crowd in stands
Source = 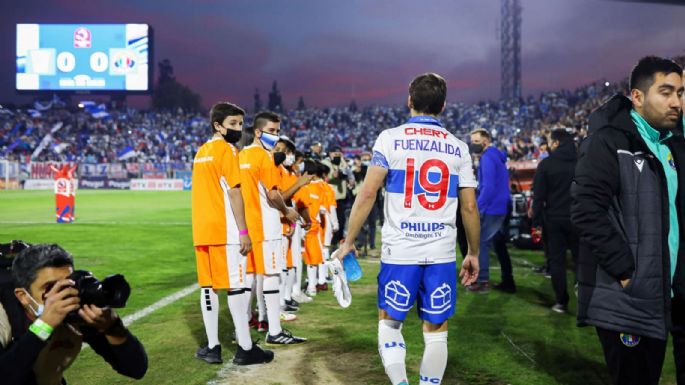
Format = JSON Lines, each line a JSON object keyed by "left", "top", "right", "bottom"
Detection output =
{"left": 0, "top": 72, "right": 649, "bottom": 166}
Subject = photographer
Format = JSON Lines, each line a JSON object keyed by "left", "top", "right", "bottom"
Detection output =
{"left": 0, "top": 244, "right": 147, "bottom": 385}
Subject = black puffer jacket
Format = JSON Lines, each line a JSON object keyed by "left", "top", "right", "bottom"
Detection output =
{"left": 531, "top": 140, "right": 577, "bottom": 226}
{"left": 571, "top": 95, "right": 685, "bottom": 340}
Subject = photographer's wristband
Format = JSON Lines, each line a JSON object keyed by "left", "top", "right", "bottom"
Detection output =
{"left": 29, "top": 319, "right": 54, "bottom": 342}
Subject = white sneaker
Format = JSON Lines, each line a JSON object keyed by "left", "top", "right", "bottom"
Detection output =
{"left": 305, "top": 289, "right": 318, "bottom": 297}
{"left": 280, "top": 312, "right": 297, "bottom": 322}
{"left": 292, "top": 292, "right": 313, "bottom": 303}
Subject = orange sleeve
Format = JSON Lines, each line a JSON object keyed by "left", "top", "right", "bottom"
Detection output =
{"left": 259, "top": 152, "right": 279, "bottom": 190}
{"left": 222, "top": 145, "right": 241, "bottom": 188}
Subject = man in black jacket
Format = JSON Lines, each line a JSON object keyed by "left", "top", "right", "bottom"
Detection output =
{"left": 571, "top": 56, "right": 685, "bottom": 385}
{"left": 532, "top": 128, "right": 578, "bottom": 313}
{"left": 0, "top": 244, "right": 148, "bottom": 384}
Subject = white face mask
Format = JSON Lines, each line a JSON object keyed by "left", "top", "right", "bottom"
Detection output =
{"left": 298, "top": 162, "right": 305, "bottom": 173}
{"left": 284, "top": 154, "right": 296, "bottom": 167}
{"left": 23, "top": 289, "right": 44, "bottom": 317}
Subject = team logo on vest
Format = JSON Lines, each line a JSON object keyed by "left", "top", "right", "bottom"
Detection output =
{"left": 619, "top": 333, "right": 640, "bottom": 347}
{"left": 668, "top": 152, "right": 676, "bottom": 170}
{"left": 634, "top": 158, "right": 644, "bottom": 173}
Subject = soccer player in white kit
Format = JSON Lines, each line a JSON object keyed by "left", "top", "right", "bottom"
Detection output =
{"left": 339, "top": 73, "right": 481, "bottom": 385}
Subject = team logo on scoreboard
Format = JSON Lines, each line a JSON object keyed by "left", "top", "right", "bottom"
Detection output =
{"left": 109, "top": 49, "right": 137, "bottom": 75}
{"left": 73, "top": 27, "right": 92, "bottom": 48}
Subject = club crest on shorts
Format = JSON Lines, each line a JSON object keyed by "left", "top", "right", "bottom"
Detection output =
{"left": 619, "top": 333, "right": 640, "bottom": 347}
{"left": 429, "top": 283, "right": 452, "bottom": 312}
{"left": 384, "top": 280, "right": 410, "bottom": 311}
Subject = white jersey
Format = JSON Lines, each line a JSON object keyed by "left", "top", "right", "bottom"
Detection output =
{"left": 371, "top": 116, "right": 477, "bottom": 265}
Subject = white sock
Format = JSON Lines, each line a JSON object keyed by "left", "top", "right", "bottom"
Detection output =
{"left": 245, "top": 273, "right": 255, "bottom": 320}
{"left": 378, "top": 320, "right": 408, "bottom": 385}
{"left": 279, "top": 270, "right": 287, "bottom": 307}
{"left": 227, "top": 289, "right": 252, "bottom": 351}
{"left": 322, "top": 246, "right": 330, "bottom": 261}
{"left": 200, "top": 287, "right": 220, "bottom": 348}
{"left": 419, "top": 331, "right": 448, "bottom": 385}
{"left": 293, "top": 265, "right": 303, "bottom": 296}
{"left": 318, "top": 263, "right": 326, "bottom": 285}
{"left": 256, "top": 274, "right": 266, "bottom": 322}
{"left": 263, "top": 274, "right": 282, "bottom": 336}
{"left": 284, "top": 268, "right": 294, "bottom": 301}
{"left": 307, "top": 265, "right": 317, "bottom": 292}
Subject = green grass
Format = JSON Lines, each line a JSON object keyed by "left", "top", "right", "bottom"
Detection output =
{"left": 0, "top": 190, "right": 678, "bottom": 384}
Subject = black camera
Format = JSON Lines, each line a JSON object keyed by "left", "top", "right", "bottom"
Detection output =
{"left": 68, "top": 270, "right": 131, "bottom": 308}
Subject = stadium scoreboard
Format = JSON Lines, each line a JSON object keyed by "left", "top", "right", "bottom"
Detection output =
{"left": 16, "top": 24, "right": 151, "bottom": 92}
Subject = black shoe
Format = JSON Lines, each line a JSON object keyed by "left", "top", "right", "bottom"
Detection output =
{"left": 532, "top": 265, "right": 546, "bottom": 274}
{"left": 195, "top": 344, "right": 222, "bottom": 364}
{"left": 233, "top": 343, "right": 275, "bottom": 365}
{"left": 265, "top": 329, "right": 307, "bottom": 345}
{"left": 551, "top": 303, "right": 568, "bottom": 314}
{"left": 281, "top": 303, "right": 299, "bottom": 313}
{"left": 285, "top": 299, "right": 300, "bottom": 309}
{"left": 493, "top": 282, "right": 517, "bottom": 294}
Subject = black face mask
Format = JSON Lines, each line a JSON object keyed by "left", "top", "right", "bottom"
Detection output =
{"left": 273, "top": 152, "right": 286, "bottom": 166}
{"left": 469, "top": 143, "right": 484, "bottom": 154}
{"left": 331, "top": 156, "right": 342, "bottom": 166}
{"left": 222, "top": 129, "right": 242, "bottom": 144}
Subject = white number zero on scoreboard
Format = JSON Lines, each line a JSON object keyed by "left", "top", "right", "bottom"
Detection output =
{"left": 90, "top": 52, "right": 108, "bottom": 73}
{"left": 56, "top": 52, "right": 76, "bottom": 73}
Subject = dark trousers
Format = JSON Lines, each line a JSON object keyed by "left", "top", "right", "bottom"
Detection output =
{"left": 493, "top": 217, "right": 514, "bottom": 284}
{"left": 332, "top": 198, "right": 347, "bottom": 246}
{"left": 672, "top": 297, "right": 685, "bottom": 384}
{"left": 596, "top": 328, "right": 667, "bottom": 385}
{"left": 545, "top": 218, "right": 578, "bottom": 305}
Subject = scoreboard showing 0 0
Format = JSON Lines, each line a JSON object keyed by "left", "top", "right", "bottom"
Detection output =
{"left": 16, "top": 24, "right": 150, "bottom": 92}
{"left": 56, "top": 51, "right": 109, "bottom": 73}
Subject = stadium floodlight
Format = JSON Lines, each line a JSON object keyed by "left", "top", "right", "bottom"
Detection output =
{"left": 605, "top": 81, "right": 611, "bottom": 87}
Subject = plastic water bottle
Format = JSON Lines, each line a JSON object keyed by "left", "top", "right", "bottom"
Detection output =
{"left": 342, "top": 252, "right": 363, "bottom": 282}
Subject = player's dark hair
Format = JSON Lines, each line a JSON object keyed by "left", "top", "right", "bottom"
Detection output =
{"left": 469, "top": 128, "right": 492, "bottom": 141}
{"left": 278, "top": 138, "right": 296, "bottom": 154}
{"left": 303, "top": 159, "right": 318, "bottom": 175}
{"left": 550, "top": 128, "right": 574, "bottom": 145}
{"left": 253, "top": 111, "right": 281, "bottom": 131}
{"left": 295, "top": 151, "right": 305, "bottom": 160}
{"left": 209, "top": 102, "right": 245, "bottom": 132}
{"left": 409, "top": 73, "right": 447, "bottom": 116}
{"left": 12, "top": 244, "right": 73, "bottom": 290}
{"left": 630, "top": 56, "right": 683, "bottom": 94}
{"left": 237, "top": 125, "right": 256, "bottom": 149}
{"left": 317, "top": 162, "right": 330, "bottom": 178}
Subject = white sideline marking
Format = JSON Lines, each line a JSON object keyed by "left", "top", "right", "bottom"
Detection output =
{"left": 501, "top": 331, "right": 537, "bottom": 365}
{"left": 122, "top": 283, "right": 198, "bottom": 326}
{"left": 82, "top": 283, "right": 198, "bottom": 350}
{"left": 0, "top": 221, "right": 190, "bottom": 226}
{"left": 207, "top": 362, "right": 238, "bottom": 385}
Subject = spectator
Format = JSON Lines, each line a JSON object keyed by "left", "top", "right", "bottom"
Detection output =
{"left": 468, "top": 128, "right": 511, "bottom": 293}
{"left": 531, "top": 128, "right": 578, "bottom": 313}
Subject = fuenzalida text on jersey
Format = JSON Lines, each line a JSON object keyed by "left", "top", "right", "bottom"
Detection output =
{"left": 372, "top": 116, "right": 477, "bottom": 265}
{"left": 392, "top": 127, "right": 463, "bottom": 158}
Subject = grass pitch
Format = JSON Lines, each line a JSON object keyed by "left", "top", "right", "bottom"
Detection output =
{"left": 0, "top": 190, "right": 678, "bottom": 384}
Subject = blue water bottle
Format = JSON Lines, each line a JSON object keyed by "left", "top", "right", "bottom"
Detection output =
{"left": 342, "top": 251, "right": 363, "bottom": 282}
